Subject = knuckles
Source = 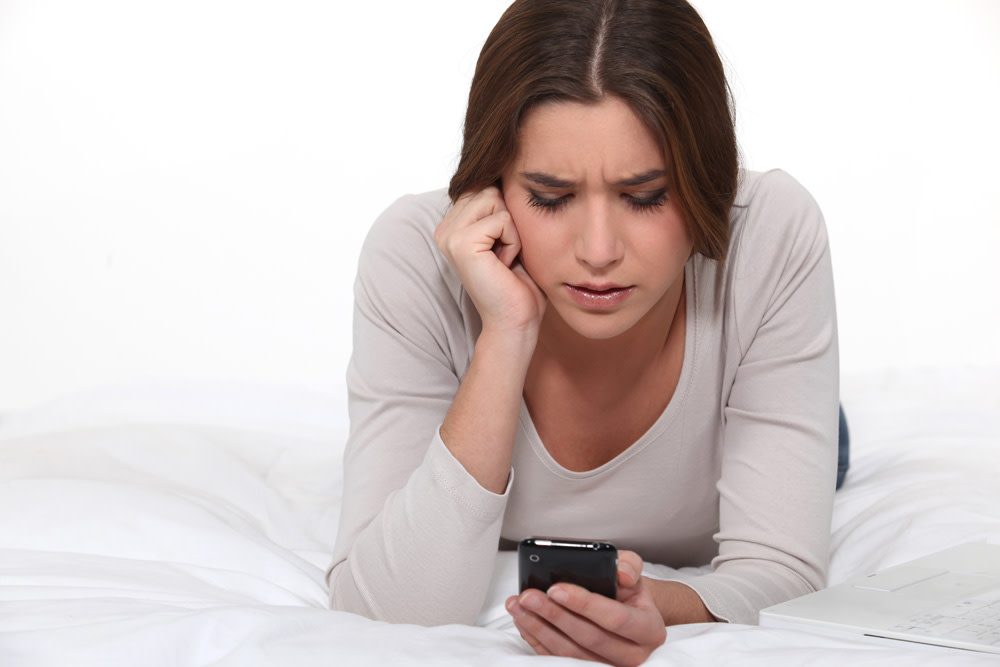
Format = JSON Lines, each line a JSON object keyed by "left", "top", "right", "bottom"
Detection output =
{"left": 434, "top": 197, "right": 514, "bottom": 259}
{"left": 602, "top": 604, "right": 633, "bottom": 636}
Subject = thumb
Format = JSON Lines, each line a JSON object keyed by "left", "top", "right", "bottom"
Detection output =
{"left": 617, "top": 551, "right": 643, "bottom": 589}
{"left": 511, "top": 261, "right": 546, "bottom": 310}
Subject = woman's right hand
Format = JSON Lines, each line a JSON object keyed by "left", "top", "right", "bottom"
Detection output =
{"left": 435, "top": 187, "right": 546, "bottom": 337}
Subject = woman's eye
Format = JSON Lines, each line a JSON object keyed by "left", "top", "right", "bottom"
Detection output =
{"left": 527, "top": 192, "right": 571, "bottom": 212}
{"left": 624, "top": 190, "right": 668, "bottom": 211}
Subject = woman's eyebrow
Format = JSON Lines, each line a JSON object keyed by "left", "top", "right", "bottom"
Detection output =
{"left": 615, "top": 169, "right": 668, "bottom": 187}
{"left": 521, "top": 172, "right": 575, "bottom": 188}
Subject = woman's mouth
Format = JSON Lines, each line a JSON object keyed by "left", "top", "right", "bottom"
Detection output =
{"left": 564, "top": 283, "right": 635, "bottom": 310}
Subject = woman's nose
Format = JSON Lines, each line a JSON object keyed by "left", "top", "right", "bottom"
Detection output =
{"left": 574, "top": 205, "right": 624, "bottom": 269}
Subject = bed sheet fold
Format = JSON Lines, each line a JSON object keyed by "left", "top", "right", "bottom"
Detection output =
{"left": 1, "top": 370, "right": 998, "bottom": 665}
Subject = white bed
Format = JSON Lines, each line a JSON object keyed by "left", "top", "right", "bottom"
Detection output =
{"left": 2, "top": 367, "right": 998, "bottom": 666}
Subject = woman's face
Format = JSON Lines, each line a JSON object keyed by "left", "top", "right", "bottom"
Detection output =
{"left": 501, "top": 97, "right": 693, "bottom": 341}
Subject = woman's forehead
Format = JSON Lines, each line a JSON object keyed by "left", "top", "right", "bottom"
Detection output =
{"left": 511, "top": 98, "right": 670, "bottom": 182}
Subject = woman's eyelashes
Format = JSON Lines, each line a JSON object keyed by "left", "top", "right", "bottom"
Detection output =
{"left": 526, "top": 190, "right": 668, "bottom": 214}
{"left": 625, "top": 190, "right": 668, "bottom": 211}
{"left": 527, "top": 191, "right": 571, "bottom": 212}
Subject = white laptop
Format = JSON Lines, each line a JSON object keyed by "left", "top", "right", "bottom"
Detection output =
{"left": 759, "top": 542, "right": 1000, "bottom": 655}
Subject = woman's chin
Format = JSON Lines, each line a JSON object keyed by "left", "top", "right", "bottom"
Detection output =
{"left": 546, "top": 306, "right": 641, "bottom": 342}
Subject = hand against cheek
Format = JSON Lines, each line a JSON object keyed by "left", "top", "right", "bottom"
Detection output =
{"left": 434, "top": 187, "right": 546, "bottom": 336}
{"left": 506, "top": 551, "right": 667, "bottom": 667}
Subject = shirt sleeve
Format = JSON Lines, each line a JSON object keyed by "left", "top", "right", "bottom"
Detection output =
{"left": 682, "top": 170, "right": 840, "bottom": 624}
{"left": 326, "top": 192, "right": 511, "bottom": 626}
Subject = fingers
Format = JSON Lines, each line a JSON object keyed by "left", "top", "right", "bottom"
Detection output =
{"left": 617, "top": 550, "right": 643, "bottom": 593}
{"left": 510, "top": 261, "right": 547, "bottom": 314}
{"left": 435, "top": 187, "right": 520, "bottom": 265}
{"left": 493, "top": 231, "right": 521, "bottom": 268}
{"left": 434, "top": 187, "right": 543, "bottom": 334}
{"left": 553, "top": 582, "right": 663, "bottom": 647}
{"left": 450, "top": 186, "right": 508, "bottom": 223}
{"left": 507, "top": 593, "right": 609, "bottom": 664}
{"left": 505, "top": 554, "right": 666, "bottom": 665}
{"left": 507, "top": 582, "right": 665, "bottom": 667}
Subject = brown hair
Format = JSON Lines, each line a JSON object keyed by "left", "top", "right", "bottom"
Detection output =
{"left": 448, "top": 0, "right": 738, "bottom": 261}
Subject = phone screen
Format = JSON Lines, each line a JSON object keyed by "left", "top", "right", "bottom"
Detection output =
{"left": 518, "top": 537, "right": 618, "bottom": 599}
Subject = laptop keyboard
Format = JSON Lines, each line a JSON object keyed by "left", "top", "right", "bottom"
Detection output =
{"left": 890, "top": 594, "right": 1000, "bottom": 646}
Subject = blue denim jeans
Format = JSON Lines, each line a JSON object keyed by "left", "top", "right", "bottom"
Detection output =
{"left": 837, "top": 404, "right": 850, "bottom": 490}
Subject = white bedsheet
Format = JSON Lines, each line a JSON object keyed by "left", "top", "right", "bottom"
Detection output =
{"left": 1, "top": 368, "right": 998, "bottom": 666}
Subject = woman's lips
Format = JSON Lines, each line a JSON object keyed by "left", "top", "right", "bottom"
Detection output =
{"left": 564, "top": 283, "right": 635, "bottom": 310}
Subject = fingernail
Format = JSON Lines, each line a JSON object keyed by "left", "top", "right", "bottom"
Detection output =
{"left": 521, "top": 592, "right": 543, "bottom": 610}
{"left": 621, "top": 562, "right": 637, "bottom": 580}
{"left": 547, "top": 586, "right": 569, "bottom": 604}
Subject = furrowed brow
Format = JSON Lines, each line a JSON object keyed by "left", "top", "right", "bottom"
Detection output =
{"left": 615, "top": 169, "right": 668, "bottom": 187}
{"left": 521, "top": 172, "right": 575, "bottom": 189}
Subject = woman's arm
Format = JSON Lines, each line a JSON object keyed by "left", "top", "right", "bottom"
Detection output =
{"left": 434, "top": 187, "right": 546, "bottom": 493}
{"left": 646, "top": 579, "right": 715, "bottom": 625}
{"left": 439, "top": 327, "right": 536, "bottom": 492}
{"left": 684, "top": 169, "right": 840, "bottom": 624}
{"left": 328, "top": 188, "right": 544, "bottom": 625}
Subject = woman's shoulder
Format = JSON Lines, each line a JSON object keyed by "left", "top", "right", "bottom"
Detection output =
{"left": 728, "top": 168, "right": 829, "bottom": 269}
{"left": 356, "top": 188, "right": 455, "bottom": 285}
{"left": 361, "top": 188, "right": 452, "bottom": 260}
{"left": 353, "top": 188, "right": 471, "bottom": 337}
{"left": 733, "top": 169, "right": 823, "bottom": 224}
{"left": 378, "top": 188, "right": 453, "bottom": 225}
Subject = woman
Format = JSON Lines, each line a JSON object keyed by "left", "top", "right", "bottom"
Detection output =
{"left": 328, "top": 0, "right": 844, "bottom": 663}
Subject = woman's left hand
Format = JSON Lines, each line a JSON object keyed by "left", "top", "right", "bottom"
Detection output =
{"left": 505, "top": 550, "right": 667, "bottom": 666}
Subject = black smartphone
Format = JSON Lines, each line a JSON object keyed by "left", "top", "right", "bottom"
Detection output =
{"left": 518, "top": 537, "right": 618, "bottom": 599}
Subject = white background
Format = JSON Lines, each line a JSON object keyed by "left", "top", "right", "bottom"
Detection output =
{"left": 1, "top": 0, "right": 998, "bottom": 411}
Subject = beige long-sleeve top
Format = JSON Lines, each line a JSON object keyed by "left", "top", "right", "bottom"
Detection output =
{"left": 327, "top": 169, "right": 840, "bottom": 627}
